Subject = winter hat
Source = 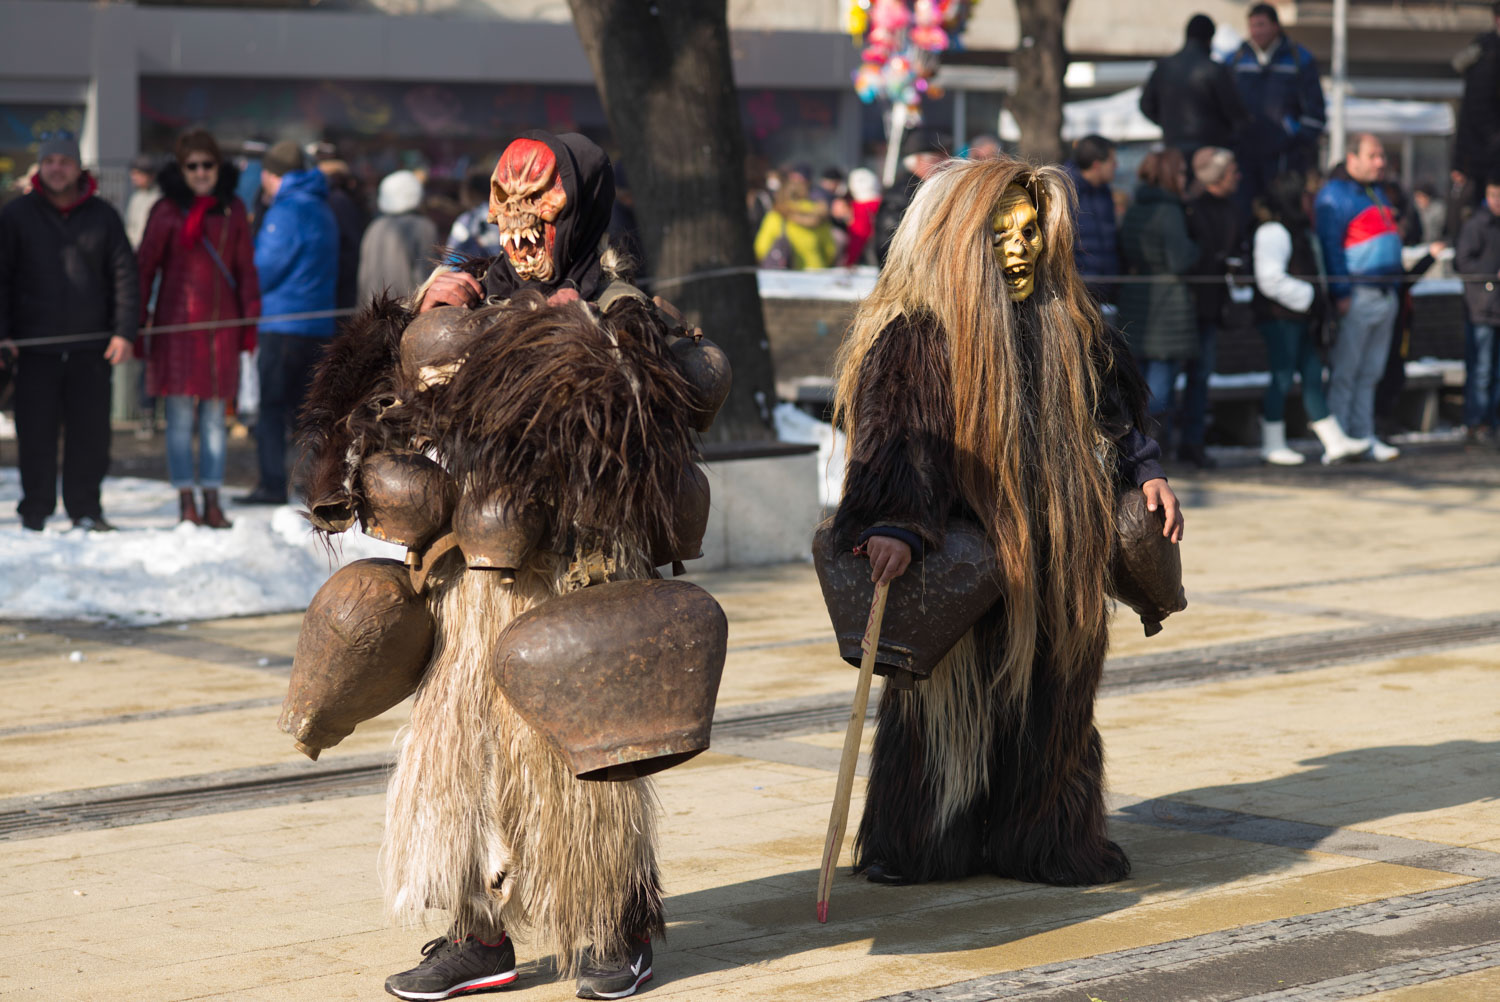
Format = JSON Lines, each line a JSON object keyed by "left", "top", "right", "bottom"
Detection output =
{"left": 261, "top": 140, "right": 305, "bottom": 178}
{"left": 1192, "top": 146, "right": 1236, "bottom": 187}
{"left": 38, "top": 132, "right": 81, "bottom": 165}
{"left": 377, "top": 169, "right": 425, "bottom": 215}
{"left": 1186, "top": 14, "right": 1216, "bottom": 43}
{"left": 847, "top": 167, "right": 881, "bottom": 202}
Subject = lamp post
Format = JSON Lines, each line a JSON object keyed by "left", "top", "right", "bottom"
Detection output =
{"left": 1328, "top": 0, "right": 1348, "bottom": 165}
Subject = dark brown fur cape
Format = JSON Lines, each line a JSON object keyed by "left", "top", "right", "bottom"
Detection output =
{"left": 297, "top": 294, "right": 411, "bottom": 526}
{"left": 839, "top": 308, "right": 1147, "bottom": 887}
{"left": 297, "top": 291, "right": 700, "bottom": 555}
{"left": 410, "top": 292, "right": 700, "bottom": 552}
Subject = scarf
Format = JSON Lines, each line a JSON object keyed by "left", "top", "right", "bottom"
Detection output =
{"left": 181, "top": 195, "right": 216, "bottom": 248}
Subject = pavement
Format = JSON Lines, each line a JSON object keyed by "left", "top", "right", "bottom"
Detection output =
{"left": 3, "top": 440, "right": 1500, "bottom": 1002}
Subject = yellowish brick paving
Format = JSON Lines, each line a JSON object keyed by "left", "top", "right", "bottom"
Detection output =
{"left": 2, "top": 454, "right": 1498, "bottom": 1000}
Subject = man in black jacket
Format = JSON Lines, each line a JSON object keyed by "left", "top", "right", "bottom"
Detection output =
{"left": 1457, "top": 178, "right": 1500, "bottom": 441}
{"left": 1451, "top": 2, "right": 1500, "bottom": 230}
{"left": 0, "top": 132, "right": 137, "bottom": 531}
{"left": 1141, "top": 15, "right": 1248, "bottom": 162}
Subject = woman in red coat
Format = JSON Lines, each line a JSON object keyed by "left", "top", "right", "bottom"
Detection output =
{"left": 137, "top": 130, "right": 261, "bottom": 527}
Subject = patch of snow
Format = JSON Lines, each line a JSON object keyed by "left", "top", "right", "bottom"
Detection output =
{"left": 774, "top": 402, "right": 845, "bottom": 507}
{"left": 757, "top": 267, "right": 878, "bottom": 302}
{"left": 0, "top": 469, "right": 402, "bottom": 625}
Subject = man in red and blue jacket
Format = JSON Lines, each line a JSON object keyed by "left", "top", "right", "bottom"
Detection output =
{"left": 1314, "top": 133, "right": 1404, "bottom": 460}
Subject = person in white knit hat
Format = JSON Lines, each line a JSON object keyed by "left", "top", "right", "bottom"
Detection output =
{"left": 357, "top": 169, "right": 438, "bottom": 303}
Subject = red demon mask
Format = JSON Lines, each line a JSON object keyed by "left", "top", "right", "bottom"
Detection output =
{"left": 489, "top": 138, "right": 568, "bottom": 282}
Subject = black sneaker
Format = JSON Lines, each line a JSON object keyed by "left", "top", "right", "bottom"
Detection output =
{"left": 71, "top": 516, "right": 117, "bottom": 532}
{"left": 576, "top": 935, "right": 653, "bottom": 1000}
{"left": 384, "top": 934, "right": 517, "bottom": 1000}
{"left": 21, "top": 515, "right": 45, "bottom": 532}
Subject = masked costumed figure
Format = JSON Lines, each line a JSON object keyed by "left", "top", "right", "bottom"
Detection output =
{"left": 281, "top": 132, "right": 730, "bottom": 1001}
{"left": 824, "top": 156, "right": 1184, "bottom": 888}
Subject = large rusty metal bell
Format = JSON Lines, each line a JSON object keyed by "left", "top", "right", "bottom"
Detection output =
{"left": 813, "top": 519, "right": 1002, "bottom": 688}
{"left": 453, "top": 489, "right": 545, "bottom": 579}
{"left": 1109, "top": 488, "right": 1187, "bottom": 636}
{"left": 670, "top": 336, "right": 732, "bottom": 432}
{"left": 493, "top": 579, "right": 728, "bottom": 781}
{"left": 357, "top": 450, "right": 457, "bottom": 551}
{"left": 279, "top": 558, "right": 435, "bottom": 760}
{"left": 399, "top": 305, "right": 488, "bottom": 391}
{"left": 648, "top": 463, "right": 710, "bottom": 567}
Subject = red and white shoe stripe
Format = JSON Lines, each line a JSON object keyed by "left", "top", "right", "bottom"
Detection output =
{"left": 579, "top": 966, "right": 652, "bottom": 1000}
{"left": 388, "top": 968, "right": 518, "bottom": 1000}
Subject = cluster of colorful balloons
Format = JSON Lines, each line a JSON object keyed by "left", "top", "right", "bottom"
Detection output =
{"left": 849, "top": 0, "right": 978, "bottom": 124}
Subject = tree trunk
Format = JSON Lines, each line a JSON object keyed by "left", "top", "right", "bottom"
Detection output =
{"left": 1011, "top": 0, "right": 1070, "bottom": 165}
{"left": 568, "top": 0, "right": 776, "bottom": 442}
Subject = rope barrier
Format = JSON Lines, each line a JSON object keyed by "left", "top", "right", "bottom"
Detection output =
{"left": 1, "top": 269, "right": 1488, "bottom": 352}
{"left": 0, "top": 309, "right": 357, "bottom": 351}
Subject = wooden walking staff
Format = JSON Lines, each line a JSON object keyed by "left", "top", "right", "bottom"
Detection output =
{"left": 816, "top": 579, "right": 890, "bottom": 923}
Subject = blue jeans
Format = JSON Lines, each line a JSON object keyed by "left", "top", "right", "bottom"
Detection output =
{"left": 1258, "top": 319, "right": 1330, "bottom": 423}
{"left": 1179, "top": 324, "right": 1218, "bottom": 447}
{"left": 1142, "top": 359, "right": 1182, "bottom": 428}
{"left": 1464, "top": 322, "right": 1500, "bottom": 429}
{"left": 165, "top": 396, "right": 227, "bottom": 489}
{"left": 1328, "top": 286, "right": 1398, "bottom": 439}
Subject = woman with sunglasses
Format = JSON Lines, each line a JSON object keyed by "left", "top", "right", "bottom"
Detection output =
{"left": 137, "top": 129, "right": 261, "bottom": 527}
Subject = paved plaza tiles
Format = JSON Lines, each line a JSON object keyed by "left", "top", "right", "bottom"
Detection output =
{"left": 2, "top": 446, "right": 1498, "bottom": 1001}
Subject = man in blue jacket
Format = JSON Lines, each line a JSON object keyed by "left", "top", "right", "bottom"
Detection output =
{"left": 1315, "top": 134, "right": 1404, "bottom": 462}
{"left": 1064, "top": 135, "right": 1122, "bottom": 315}
{"left": 1228, "top": 3, "right": 1325, "bottom": 217}
{"left": 240, "top": 141, "right": 338, "bottom": 505}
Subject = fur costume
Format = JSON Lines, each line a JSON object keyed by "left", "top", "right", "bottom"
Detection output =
{"left": 830, "top": 157, "right": 1163, "bottom": 886}
{"left": 297, "top": 134, "right": 694, "bottom": 972}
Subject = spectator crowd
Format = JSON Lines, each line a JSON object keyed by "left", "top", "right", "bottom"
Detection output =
{"left": 2, "top": 0, "right": 1499, "bottom": 534}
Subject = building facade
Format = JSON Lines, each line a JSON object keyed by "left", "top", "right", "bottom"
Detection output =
{"left": 1, "top": 0, "right": 1492, "bottom": 200}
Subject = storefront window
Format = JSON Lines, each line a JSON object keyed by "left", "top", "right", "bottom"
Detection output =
{"left": 141, "top": 77, "right": 847, "bottom": 184}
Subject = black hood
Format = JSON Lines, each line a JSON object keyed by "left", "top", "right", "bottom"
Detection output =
{"left": 484, "top": 130, "right": 615, "bottom": 302}
{"left": 157, "top": 158, "right": 243, "bottom": 213}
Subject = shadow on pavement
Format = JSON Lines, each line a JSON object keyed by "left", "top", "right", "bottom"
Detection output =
{"left": 651, "top": 739, "right": 1498, "bottom": 979}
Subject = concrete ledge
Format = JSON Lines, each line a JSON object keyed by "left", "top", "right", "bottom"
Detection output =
{"left": 695, "top": 447, "right": 820, "bottom": 570}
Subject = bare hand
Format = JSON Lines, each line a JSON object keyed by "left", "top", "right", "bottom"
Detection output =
{"left": 1336, "top": 297, "right": 1351, "bottom": 317}
{"left": 864, "top": 535, "right": 912, "bottom": 584}
{"left": 103, "top": 336, "right": 131, "bottom": 365}
{"left": 1142, "top": 478, "right": 1184, "bottom": 543}
{"left": 419, "top": 271, "right": 483, "bottom": 313}
{"left": 547, "top": 287, "right": 581, "bottom": 306}
{"left": 1428, "top": 241, "right": 1447, "bottom": 257}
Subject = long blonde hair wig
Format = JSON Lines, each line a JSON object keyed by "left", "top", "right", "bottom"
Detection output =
{"left": 833, "top": 156, "right": 1118, "bottom": 704}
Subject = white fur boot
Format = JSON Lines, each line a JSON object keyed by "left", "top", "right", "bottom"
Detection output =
{"left": 1310, "top": 415, "right": 1370, "bottom": 465}
{"left": 1260, "top": 418, "right": 1305, "bottom": 465}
